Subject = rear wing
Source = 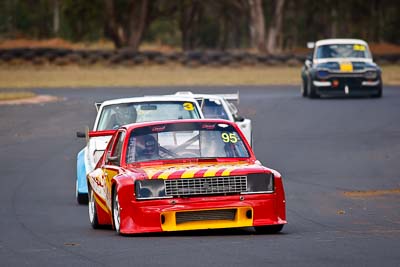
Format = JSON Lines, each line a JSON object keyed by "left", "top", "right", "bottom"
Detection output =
{"left": 175, "top": 91, "right": 240, "bottom": 104}
{"left": 88, "top": 130, "right": 116, "bottom": 138}
{"left": 76, "top": 129, "right": 116, "bottom": 140}
{"left": 215, "top": 92, "right": 239, "bottom": 104}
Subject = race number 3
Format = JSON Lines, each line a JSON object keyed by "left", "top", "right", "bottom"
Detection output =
{"left": 183, "top": 102, "right": 194, "bottom": 111}
{"left": 221, "top": 132, "right": 238, "bottom": 143}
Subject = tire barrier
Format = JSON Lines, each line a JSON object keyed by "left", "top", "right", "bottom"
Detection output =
{"left": 0, "top": 47, "right": 398, "bottom": 66}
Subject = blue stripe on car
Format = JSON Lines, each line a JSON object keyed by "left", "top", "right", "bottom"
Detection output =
{"left": 76, "top": 148, "right": 88, "bottom": 194}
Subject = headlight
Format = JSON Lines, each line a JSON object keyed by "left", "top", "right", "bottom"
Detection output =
{"left": 135, "top": 179, "right": 169, "bottom": 200}
{"left": 365, "top": 70, "right": 378, "bottom": 79}
{"left": 244, "top": 173, "right": 274, "bottom": 194}
{"left": 316, "top": 70, "right": 330, "bottom": 79}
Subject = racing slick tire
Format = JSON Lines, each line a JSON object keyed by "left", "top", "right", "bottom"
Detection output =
{"left": 76, "top": 179, "right": 88, "bottom": 204}
{"left": 307, "top": 77, "right": 319, "bottom": 99}
{"left": 88, "top": 186, "right": 100, "bottom": 229}
{"left": 77, "top": 193, "right": 88, "bottom": 205}
{"left": 112, "top": 187, "right": 121, "bottom": 235}
{"left": 372, "top": 87, "right": 382, "bottom": 98}
{"left": 254, "top": 224, "right": 284, "bottom": 234}
{"left": 301, "top": 78, "right": 308, "bottom": 97}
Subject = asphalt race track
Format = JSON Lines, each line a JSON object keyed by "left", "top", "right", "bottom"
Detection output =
{"left": 1, "top": 85, "right": 399, "bottom": 266}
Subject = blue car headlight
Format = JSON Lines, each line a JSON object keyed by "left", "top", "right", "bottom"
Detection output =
{"left": 364, "top": 70, "right": 378, "bottom": 79}
{"left": 135, "top": 179, "right": 169, "bottom": 200}
{"left": 316, "top": 70, "right": 330, "bottom": 79}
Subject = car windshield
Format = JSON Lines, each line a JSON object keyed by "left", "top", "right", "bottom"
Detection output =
{"left": 198, "top": 98, "right": 229, "bottom": 120}
{"left": 96, "top": 101, "right": 201, "bottom": 130}
{"left": 126, "top": 122, "right": 250, "bottom": 163}
{"left": 316, "top": 44, "right": 371, "bottom": 59}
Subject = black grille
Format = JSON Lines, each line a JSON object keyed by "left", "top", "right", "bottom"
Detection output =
{"left": 176, "top": 209, "right": 237, "bottom": 224}
{"left": 164, "top": 176, "right": 247, "bottom": 196}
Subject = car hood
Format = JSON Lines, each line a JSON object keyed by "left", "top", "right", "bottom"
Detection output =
{"left": 314, "top": 58, "right": 378, "bottom": 71}
{"left": 131, "top": 161, "right": 275, "bottom": 179}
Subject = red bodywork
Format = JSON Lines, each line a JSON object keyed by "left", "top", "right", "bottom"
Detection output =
{"left": 87, "top": 119, "right": 287, "bottom": 234}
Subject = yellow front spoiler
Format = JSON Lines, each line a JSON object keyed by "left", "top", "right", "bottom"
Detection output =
{"left": 161, "top": 207, "right": 253, "bottom": 232}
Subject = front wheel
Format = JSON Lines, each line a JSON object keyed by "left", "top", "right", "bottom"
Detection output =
{"left": 77, "top": 193, "right": 88, "bottom": 205}
{"left": 372, "top": 87, "right": 382, "bottom": 98}
{"left": 112, "top": 187, "right": 121, "bottom": 234}
{"left": 301, "top": 78, "right": 308, "bottom": 97}
{"left": 307, "top": 78, "right": 319, "bottom": 99}
{"left": 88, "top": 187, "right": 99, "bottom": 229}
{"left": 254, "top": 224, "right": 284, "bottom": 234}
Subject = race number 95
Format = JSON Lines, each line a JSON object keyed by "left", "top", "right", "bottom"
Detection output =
{"left": 221, "top": 132, "right": 238, "bottom": 143}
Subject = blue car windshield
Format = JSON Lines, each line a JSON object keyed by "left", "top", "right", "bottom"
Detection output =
{"left": 316, "top": 44, "right": 371, "bottom": 59}
{"left": 198, "top": 98, "right": 229, "bottom": 120}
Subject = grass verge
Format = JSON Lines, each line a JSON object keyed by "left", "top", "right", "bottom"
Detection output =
{"left": 0, "top": 65, "right": 399, "bottom": 89}
{"left": 0, "top": 91, "right": 36, "bottom": 101}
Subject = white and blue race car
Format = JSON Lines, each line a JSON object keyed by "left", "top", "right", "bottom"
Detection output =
{"left": 76, "top": 96, "right": 204, "bottom": 204}
{"left": 173, "top": 91, "right": 252, "bottom": 146}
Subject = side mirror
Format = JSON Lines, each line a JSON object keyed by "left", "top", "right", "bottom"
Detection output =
{"left": 234, "top": 114, "right": 245, "bottom": 122}
{"left": 107, "top": 155, "right": 119, "bottom": 165}
{"left": 305, "top": 58, "right": 312, "bottom": 68}
{"left": 76, "top": 126, "right": 89, "bottom": 142}
{"left": 76, "top": 131, "right": 86, "bottom": 138}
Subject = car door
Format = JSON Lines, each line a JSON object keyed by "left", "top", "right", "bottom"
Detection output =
{"left": 102, "top": 130, "right": 126, "bottom": 209}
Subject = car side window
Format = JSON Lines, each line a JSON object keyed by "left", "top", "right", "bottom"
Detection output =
{"left": 110, "top": 131, "right": 125, "bottom": 165}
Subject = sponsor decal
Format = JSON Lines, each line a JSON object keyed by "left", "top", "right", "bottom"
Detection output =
{"left": 201, "top": 123, "right": 216, "bottom": 130}
{"left": 152, "top": 125, "right": 166, "bottom": 132}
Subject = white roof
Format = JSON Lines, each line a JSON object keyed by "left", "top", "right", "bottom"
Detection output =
{"left": 316, "top": 38, "right": 368, "bottom": 47}
{"left": 101, "top": 95, "right": 198, "bottom": 107}
{"left": 174, "top": 91, "right": 239, "bottom": 102}
{"left": 176, "top": 92, "right": 224, "bottom": 100}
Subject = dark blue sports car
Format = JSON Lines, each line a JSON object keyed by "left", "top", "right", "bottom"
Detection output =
{"left": 301, "top": 39, "right": 382, "bottom": 98}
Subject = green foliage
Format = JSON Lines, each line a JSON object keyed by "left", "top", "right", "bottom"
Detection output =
{"left": 0, "top": 0, "right": 398, "bottom": 49}
{"left": 60, "top": 0, "right": 105, "bottom": 41}
{"left": 144, "top": 18, "right": 181, "bottom": 47}
{"left": 0, "top": 0, "right": 53, "bottom": 38}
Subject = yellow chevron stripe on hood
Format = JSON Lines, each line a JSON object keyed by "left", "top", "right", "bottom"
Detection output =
{"left": 140, "top": 162, "right": 256, "bottom": 179}
{"left": 158, "top": 169, "right": 177, "bottom": 179}
{"left": 181, "top": 168, "right": 199, "bottom": 178}
{"left": 203, "top": 166, "right": 223, "bottom": 177}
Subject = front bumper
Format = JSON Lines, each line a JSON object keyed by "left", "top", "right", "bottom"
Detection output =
{"left": 119, "top": 193, "right": 286, "bottom": 234}
{"left": 312, "top": 76, "right": 381, "bottom": 96}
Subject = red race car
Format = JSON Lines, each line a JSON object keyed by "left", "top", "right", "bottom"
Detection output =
{"left": 87, "top": 119, "right": 286, "bottom": 235}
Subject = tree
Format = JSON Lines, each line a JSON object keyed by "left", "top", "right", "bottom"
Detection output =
{"left": 104, "top": 0, "right": 151, "bottom": 50}
{"left": 53, "top": 0, "right": 60, "bottom": 36}
{"left": 248, "top": 0, "right": 266, "bottom": 52}
{"left": 179, "top": 0, "right": 201, "bottom": 50}
{"left": 266, "top": 0, "right": 285, "bottom": 53}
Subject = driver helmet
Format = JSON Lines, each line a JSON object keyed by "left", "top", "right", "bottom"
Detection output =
{"left": 137, "top": 134, "right": 158, "bottom": 159}
{"left": 115, "top": 104, "right": 137, "bottom": 125}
